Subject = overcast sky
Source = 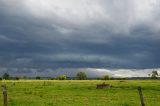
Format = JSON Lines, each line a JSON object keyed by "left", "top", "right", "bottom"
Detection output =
{"left": 0, "top": 0, "right": 160, "bottom": 77}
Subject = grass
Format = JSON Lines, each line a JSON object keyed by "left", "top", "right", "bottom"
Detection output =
{"left": 0, "top": 80, "right": 160, "bottom": 106}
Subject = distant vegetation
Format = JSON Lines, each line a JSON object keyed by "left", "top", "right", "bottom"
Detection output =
{"left": 15, "top": 76, "right": 20, "bottom": 80}
{"left": 57, "top": 75, "right": 67, "bottom": 80}
{"left": 3, "top": 73, "right": 10, "bottom": 80}
{"left": 1, "top": 70, "right": 159, "bottom": 80}
{"left": 102, "top": 75, "right": 110, "bottom": 80}
{"left": 148, "top": 70, "right": 159, "bottom": 79}
{"left": 76, "top": 72, "right": 87, "bottom": 80}
{"left": 35, "top": 76, "right": 41, "bottom": 80}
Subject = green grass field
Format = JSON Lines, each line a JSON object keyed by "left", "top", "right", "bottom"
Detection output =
{"left": 0, "top": 80, "right": 160, "bottom": 106}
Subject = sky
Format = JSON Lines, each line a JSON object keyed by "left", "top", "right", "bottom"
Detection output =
{"left": 0, "top": 0, "right": 160, "bottom": 77}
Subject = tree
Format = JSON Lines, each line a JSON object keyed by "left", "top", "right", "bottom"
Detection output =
{"left": 76, "top": 72, "right": 87, "bottom": 80}
{"left": 149, "top": 71, "right": 159, "bottom": 79}
{"left": 15, "top": 76, "right": 20, "bottom": 80}
{"left": 36, "top": 76, "right": 41, "bottom": 80}
{"left": 57, "top": 75, "right": 67, "bottom": 80}
{"left": 102, "top": 75, "right": 110, "bottom": 80}
{"left": 3, "top": 73, "right": 10, "bottom": 80}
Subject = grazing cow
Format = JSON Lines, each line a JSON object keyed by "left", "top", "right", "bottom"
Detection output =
{"left": 96, "top": 82, "right": 111, "bottom": 89}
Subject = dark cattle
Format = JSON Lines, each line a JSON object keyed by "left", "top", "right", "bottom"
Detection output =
{"left": 96, "top": 82, "right": 111, "bottom": 89}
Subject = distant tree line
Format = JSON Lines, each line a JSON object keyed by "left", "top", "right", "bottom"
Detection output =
{"left": 0, "top": 70, "right": 159, "bottom": 80}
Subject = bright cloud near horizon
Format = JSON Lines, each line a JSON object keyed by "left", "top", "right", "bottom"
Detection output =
{"left": 0, "top": 0, "right": 160, "bottom": 77}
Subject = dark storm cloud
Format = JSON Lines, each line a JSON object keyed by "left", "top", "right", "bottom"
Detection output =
{"left": 0, "top": 0, "right": 160, "bottom": 74}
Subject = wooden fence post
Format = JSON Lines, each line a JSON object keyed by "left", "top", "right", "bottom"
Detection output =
{"left": 2, "top": 85, "right": 8, "bottom": 106}
{"left": 138, "top": 86, "right": 145, "bottom": 106}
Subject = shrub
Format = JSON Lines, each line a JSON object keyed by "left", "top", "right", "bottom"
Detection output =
{"left": 57, "top": 75, "right": 67, "bottom": 80}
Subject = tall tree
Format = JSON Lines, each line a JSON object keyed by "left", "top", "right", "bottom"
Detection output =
{"left": 149, "top": 71, "right": 159, "bottom": 79}
{"left": 102, "top": 75, "right": 110, "bottom": 80}
{"left": 76, "top": 72, "right": 87, "bottom": 80}
{"left": 3, "top": 73, "right": 10, "bottom": 80}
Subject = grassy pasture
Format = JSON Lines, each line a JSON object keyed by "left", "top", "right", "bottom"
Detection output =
{"left": 0, "top": 80, "right": 160, "bottom": 106}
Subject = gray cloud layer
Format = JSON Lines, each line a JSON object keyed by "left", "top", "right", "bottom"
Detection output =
{"left": 0, "top": 0, "right": 160, "bottom": 73}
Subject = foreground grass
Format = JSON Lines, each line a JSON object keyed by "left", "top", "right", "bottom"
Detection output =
{"left": 0, "top": 80, "right": 160, "bottom": 106}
